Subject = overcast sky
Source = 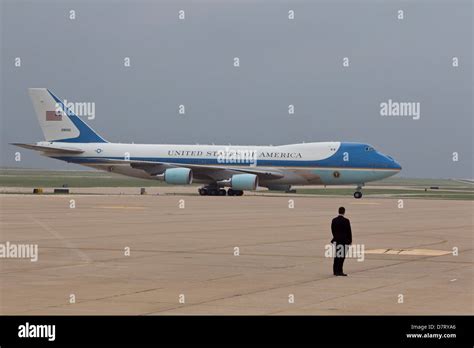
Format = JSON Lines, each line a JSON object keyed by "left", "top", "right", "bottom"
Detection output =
{"left": 1, "top": 0, "right": 472, "bottom": 178}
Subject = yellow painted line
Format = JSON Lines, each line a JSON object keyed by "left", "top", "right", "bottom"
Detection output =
{"left": 96, "top": 206, "right": 146, "bottom": 210}
{"left": 349, "top": 202, "right": 380, "bottom": 205}
{"left": 365, "top": 248, "right": 451, "bottom": 256}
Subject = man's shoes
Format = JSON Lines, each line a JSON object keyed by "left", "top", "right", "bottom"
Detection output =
{"left": 334, "top": 273, "right": 348, "bottom": 276}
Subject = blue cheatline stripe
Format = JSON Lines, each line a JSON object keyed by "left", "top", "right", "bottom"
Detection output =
{"left": 48, "top": 90, "right": 107, "bottom": 143}
{"left": 49, "top": 155, "right": 397, "bottom": 170}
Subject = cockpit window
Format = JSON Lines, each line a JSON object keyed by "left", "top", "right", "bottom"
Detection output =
{"left": 365, "top": 146, "right": 375, "bottom": 151}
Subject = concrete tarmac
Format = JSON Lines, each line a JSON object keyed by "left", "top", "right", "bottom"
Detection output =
{"left": 0, "top": 191, "right": 472, "bottom": 315}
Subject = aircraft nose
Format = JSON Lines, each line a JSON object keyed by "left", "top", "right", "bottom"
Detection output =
{"left": 392, "top": 159, "right": 402, "bottom": 170}
{"left": 385, "top": 155, "right": 402, "bottom": 170}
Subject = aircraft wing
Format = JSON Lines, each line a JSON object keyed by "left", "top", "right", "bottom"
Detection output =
{"left": 174, "top": 163, "right": 285, "bottom": 181}
{"left": 98, "top": 158, "right": 284, "bottom": 181}
{"left": 11, "top": 143, "right": 85, "bottom": 154}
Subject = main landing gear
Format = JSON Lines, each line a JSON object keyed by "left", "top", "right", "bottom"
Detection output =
{"left": 198, "top": 186, "right": 243, "bottom": 196}
{"left": 353, "top": 184, "right": 363, "bottom": 199}
{"left": 227, "top": 189, "right": 244, "bottom": 196}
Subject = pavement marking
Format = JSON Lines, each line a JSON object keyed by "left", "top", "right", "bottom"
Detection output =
{"left": 365, "top": 248, "right": 451, "bottom": 256}
{"left": 349, "top": 202, "right": 380, "bottom": 205}
{"left": 96, "top": 206, "right": 146, "bottom": 210}
{"left": 28, "top": 215, "right": 92, "bottom": 262}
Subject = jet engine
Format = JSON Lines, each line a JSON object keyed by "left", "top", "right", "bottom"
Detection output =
{"left": 163, "top": 168, "right": 193, "bottom": 185}
{"left": 231, "top": 173, "right": 258, "bottom": 191}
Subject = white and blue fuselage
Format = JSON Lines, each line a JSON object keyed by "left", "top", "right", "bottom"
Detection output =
{"left": 43, "top": 141, "right": 401, "bottom": 186}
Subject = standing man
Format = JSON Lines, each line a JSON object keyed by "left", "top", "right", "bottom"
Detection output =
{"left": 331, "top": 207, "right": 352, "bottom": 276}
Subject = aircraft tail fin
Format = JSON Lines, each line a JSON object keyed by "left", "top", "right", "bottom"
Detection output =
{"left": 28, "top": 88, "right": 107, "bottom": 143}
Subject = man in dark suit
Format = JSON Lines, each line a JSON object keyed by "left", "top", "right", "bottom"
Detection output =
{"left": 331, "top": 206, "right": 352, "bottom": 276}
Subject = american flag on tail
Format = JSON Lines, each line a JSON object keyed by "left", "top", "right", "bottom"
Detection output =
{"left": 46, "top": 110, "right": 62, "bottom": 121}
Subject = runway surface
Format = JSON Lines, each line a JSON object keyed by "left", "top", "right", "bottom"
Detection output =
{"left": 0, "top": 190, "right": 472, "bottom": 315}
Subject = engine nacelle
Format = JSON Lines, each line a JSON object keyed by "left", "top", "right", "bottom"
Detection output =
{"left": 231, "top": 174, "right": 258, "bottom": 191}
{"left": 164, "top": 168, "right": 193, "bottom": 185}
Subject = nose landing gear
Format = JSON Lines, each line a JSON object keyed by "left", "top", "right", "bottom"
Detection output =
{"left": 353, "top": 184, "right": 364, "bottom": 199}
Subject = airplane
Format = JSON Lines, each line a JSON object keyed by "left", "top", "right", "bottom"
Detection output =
{"left": 12, "top": 88, "right": 402, "bottom": 198}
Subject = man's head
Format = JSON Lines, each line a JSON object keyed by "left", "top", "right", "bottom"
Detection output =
{"left": 338, "top": 207, "right": 345, "bottom": 215}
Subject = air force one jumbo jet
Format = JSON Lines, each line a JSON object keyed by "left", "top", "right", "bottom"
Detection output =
{"left": 13, "top": 89, "right": 402, "bottom": 198}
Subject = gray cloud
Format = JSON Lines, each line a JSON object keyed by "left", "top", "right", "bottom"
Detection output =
{"left": 1, "top": 0, "right": 472, "bottom": 178}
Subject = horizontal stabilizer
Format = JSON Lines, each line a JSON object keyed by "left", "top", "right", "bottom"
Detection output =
{"left": 11, "top": 143, "right": 84, "bottom": 154}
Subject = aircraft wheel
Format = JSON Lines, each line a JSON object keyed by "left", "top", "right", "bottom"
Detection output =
{"left": 354, "top": 191, "right": 362, "bottom": 199}
{"left": 198, "top": 188, "right": 208, "bottom": 196}
{"left": 235, "top": 190, "right": 244, "bottom": 196}
{"left": 219, "top": 189, "right": 226, "bottom": 196}
{"left": 227, "top": 189, "right": 235, "bottom": 196}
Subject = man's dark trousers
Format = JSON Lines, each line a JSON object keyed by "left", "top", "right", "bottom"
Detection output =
{"left": 333, "top": 243, "right": 347, "bottom": 275}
